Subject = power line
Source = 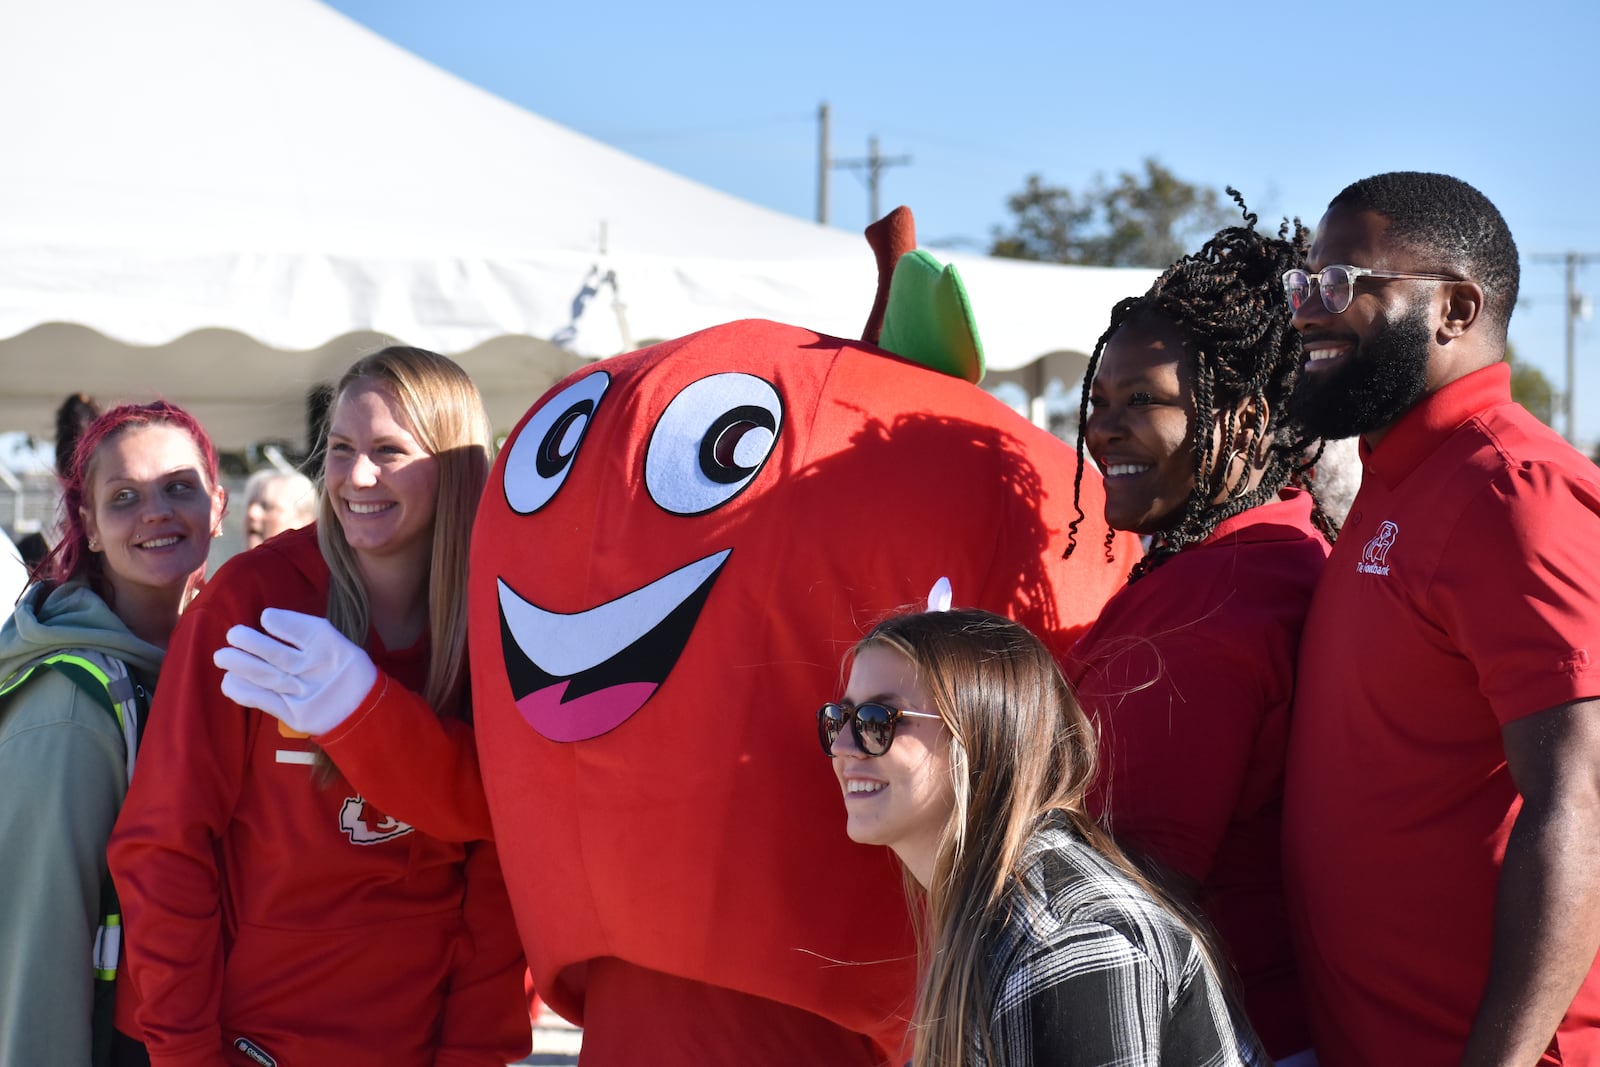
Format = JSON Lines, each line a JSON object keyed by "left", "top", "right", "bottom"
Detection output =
{"left": 597, "top": 112, "right": 815, "bottom": 146}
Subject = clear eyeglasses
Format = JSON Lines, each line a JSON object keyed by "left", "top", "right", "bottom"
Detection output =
{"left": 1282, "top": 265, "right": 1460, "bottom": 314}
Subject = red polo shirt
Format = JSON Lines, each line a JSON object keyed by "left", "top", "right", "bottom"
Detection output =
{"left": 1065, "top": 487, "right": 1328, "bottom": 1057}
{"left": 1283, "top": 362, "right": 1600, "bottom": 1065}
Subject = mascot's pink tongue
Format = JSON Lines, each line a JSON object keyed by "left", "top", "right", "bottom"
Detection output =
{"left": 516, "top": 680, "right": 660, "bottom": 742}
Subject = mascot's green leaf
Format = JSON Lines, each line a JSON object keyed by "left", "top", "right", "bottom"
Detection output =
{"left": 858, "top": 206, "right": 985, "bottom": 385}
{"left": 879, "top": 250, "right": 985, "bottom": 384}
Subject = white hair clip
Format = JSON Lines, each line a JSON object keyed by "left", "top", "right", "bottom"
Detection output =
{"left": 926, "top": 576, "right": 953, "bottom": 613}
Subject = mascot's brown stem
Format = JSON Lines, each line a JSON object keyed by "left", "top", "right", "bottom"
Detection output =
{"left": 860, "top": 205, "right": 917, "bottom": 346}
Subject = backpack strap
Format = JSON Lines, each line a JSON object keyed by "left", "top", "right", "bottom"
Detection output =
{"left": 0, "top": 650, "right": 141, "bottom": 777}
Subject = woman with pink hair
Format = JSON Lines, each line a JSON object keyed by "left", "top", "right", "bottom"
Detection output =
{"left": 0, "top": 401, "right": 225, "bottom": 1066}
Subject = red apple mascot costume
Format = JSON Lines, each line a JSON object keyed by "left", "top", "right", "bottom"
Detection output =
{"left": 468, "top": 210, "right": 1136, "bottom": 1063}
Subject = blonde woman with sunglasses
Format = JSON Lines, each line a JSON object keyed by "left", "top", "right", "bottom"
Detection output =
{"left": 820, "top": 604, "right": 1267, "bottom": 1066}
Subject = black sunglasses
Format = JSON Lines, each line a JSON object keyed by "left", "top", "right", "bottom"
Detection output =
{"left": 817, "top": 701, "right": 941, "bottom": 757}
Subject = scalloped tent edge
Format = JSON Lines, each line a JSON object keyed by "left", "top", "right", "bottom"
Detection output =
{"left": 0, "top": 324, "right": 588, "bottom": 449}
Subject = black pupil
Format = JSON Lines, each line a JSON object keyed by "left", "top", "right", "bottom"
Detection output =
{"left": 713, "top": 424, "right": 755, "bottom": 467}
{"left": 699, "top": 404, "right": 776, "bottom": 485}
{"left": 537, "top": 401, "right": 593, "bottom": 479}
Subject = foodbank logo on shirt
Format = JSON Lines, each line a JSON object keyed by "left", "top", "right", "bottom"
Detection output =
{"left": 1358, "top": 520, "right": 1398, "bottom": 576}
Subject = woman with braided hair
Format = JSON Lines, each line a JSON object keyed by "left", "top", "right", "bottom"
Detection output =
{"left": 1062, "top": 193, "right": 1335, "bottom": 1061}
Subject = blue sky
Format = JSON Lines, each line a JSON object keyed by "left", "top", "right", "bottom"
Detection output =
{"left": 325, "top": 0, "right": 1600, "bottom": 445}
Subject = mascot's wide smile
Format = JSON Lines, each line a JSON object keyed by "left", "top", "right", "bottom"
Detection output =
{"left": 497, "top": 548, "right": 730, "bottom": 741}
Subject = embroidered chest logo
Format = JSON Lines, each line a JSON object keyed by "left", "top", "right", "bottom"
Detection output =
{"left": 339, "top": 795, "right": 415, "bottom": 845}
{"left": 1358, "top": 520, "right": 1399, "bottom": 576}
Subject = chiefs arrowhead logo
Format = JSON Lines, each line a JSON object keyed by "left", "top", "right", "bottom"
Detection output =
{"left": 338, "top": 795, "right": 414, "bottom": 845}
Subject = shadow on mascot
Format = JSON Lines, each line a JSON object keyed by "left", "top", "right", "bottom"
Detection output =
{"left": 468, "top": 208, "right": 1138, "bottom": 1064}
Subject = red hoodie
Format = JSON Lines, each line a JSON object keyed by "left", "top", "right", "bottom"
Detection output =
{"left": 108, "top": 526, "right": 527, "bottom": 1067}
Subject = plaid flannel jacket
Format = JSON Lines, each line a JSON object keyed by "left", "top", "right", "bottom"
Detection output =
{"left": 976, "top": 816, "right": 1271, "bottom": 1066}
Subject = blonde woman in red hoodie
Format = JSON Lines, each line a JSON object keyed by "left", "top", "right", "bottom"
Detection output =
{"left": 109, "top": 347, "right": 526, "bottom": 1067}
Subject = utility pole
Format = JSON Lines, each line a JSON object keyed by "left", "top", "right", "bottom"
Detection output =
{"left": 1567, "top": 252, "right": 1578, "bottom": 442}
{"left": 1532, "top": 251, "right": 1597, "bottom": 443}
{"left": 832, "top": 135, "right": 911, "bottom": 225}
{"left": 816, "top": 102, "right": 829, "bottom": 225}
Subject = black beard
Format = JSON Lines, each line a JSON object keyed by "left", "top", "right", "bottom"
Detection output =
{"left": 1291, "top": 304, "right": 1432, "bottom": 441}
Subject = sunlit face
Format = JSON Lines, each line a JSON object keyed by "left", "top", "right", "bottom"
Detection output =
{"left": 831, "top": 643, "right": 953, "bottom": 886}
{"left": 82, "top": 423, "right": 223, "bottom": 607}
{"left": 244, "top": 475, "right": 315, "bottom": 549}
{"left": 1289, "top": 204, "right": 1436, "bottom": 441}
{"left": 323, "top": 382, "right": 439, "bottom": 565}
{"left": 1086, "top": 320, "right": 1204, "bottom": 535}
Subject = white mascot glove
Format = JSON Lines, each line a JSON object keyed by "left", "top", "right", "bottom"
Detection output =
{"left": 214, "top": 608, "right": 379, "bottom": 736}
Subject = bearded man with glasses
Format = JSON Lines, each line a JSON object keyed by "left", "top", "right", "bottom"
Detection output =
{"left": 1281, "top": 172, "right": 1600, "bottom": 1066}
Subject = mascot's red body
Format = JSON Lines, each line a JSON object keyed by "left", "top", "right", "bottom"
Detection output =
{"left": 469, "top": 236, "right": 1136, "bottom": 1063}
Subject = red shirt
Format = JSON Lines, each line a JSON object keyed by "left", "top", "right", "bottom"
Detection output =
{"left": 108, "top": 527, "right": 528, "bottom": 1067}
{"left": 1283, "top": 363, "right": 1600, "bottom": 1065}
{"left": 1065, "top": 487, "right": 1327, "bottom": 1057}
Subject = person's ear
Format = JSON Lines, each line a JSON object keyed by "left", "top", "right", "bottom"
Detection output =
{"left": 1438, "top": 280, "right": 1484, "bottom": 341}
{"left": 1238, "top": 394, "right": 1271, "bottom": 436}
{"left": 81, "top": 505, "right": 101, "bottom": 553}
{"left": 211, "top": 485, "right": 229, "bottom": 538}
{"left": 1231, "top": 394, "right": 1273, "bottom": 459}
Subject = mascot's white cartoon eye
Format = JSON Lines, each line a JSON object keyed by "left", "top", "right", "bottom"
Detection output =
{"left": 502, "top": 371, "right": 610, "bottom": 514}
{"left": 646, "top": 373, "right": 783, "bottom": 516}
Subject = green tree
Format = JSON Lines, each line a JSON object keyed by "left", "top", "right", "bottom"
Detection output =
{"left": 1506, "top": 344, "right": 1554, "bottom": 425}
{"left": 989, "top": 158, "right": 1234, "bottom": 267}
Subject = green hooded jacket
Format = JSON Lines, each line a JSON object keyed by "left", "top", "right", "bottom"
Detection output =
{"left": 0, "top": 581, "right": 163, "bottom": 1067}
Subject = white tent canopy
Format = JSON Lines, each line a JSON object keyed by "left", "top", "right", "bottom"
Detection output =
{"left": 0, "top": 0, "right": 1154, "bottom": 449}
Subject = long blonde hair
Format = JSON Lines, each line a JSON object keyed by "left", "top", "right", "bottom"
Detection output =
{"left": 317, "top": 346, "right": 491, "bottom": 718}
{"left": 854, "top": 609, "right": 1226, "bottom": 1066}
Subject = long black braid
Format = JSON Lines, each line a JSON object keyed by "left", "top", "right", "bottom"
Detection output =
{"left": 1065, "top": 190, "right": 1338, "bottom": 580}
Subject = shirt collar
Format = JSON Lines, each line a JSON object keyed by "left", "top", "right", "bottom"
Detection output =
{"left": 1205, "top": 486, "right": 1313, "bottom": 545}
{"left": 1360, "top": 362, "right": 1511, "bottom": 488}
